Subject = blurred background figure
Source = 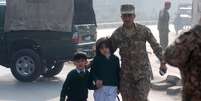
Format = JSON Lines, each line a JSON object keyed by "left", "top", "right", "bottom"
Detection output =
{"left": 158, "top": 1, "right": 171, "bottom": 50}
{"left": 73, "top": 0, "right": 96, "bottom": 25}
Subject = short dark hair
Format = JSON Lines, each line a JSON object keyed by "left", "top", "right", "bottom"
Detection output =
{"left": 73, "top": 52, "right": 87, "bottom": 61}
{"left": 96, "top": 37, "right": 113, "bottom": 55}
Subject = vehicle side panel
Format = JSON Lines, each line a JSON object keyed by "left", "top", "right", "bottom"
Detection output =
{"left": 5, "top": 31, "right": 76, "bottom": 62}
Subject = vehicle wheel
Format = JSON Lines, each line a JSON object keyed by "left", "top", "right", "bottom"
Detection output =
{"left": 11, "top": 49, "right": 42, "bottom": 82}
{"left": 43, "top": 63, "right": 64, "bottom": 77}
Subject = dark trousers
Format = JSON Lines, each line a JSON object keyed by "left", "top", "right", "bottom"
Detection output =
{"left": 159, "top": 30, "right": 169, "bottom": 50}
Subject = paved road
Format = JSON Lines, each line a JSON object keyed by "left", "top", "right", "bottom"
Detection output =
{"left": 0, "top": 25, "right": 182, "bottom": 101}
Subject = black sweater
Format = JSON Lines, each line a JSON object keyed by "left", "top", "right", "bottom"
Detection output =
{"left": 60, "top": 69, "right": 95, "bottom": 101}
{"left": 91, "top": 55, "right": 120, "bottom": 88}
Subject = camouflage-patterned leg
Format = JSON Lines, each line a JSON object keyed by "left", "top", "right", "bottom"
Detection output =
{"left": 121, "top": 88, "right": 133, "bottom": 101}
{"left": 134, "top": 78, "right": 150, "bottom": 101}
{"left": 182, "top": 87, "right": 201, "bottom": 101}
{"left": 120, "top": 78, "right": 131, "bottom": 101}
{"left": 182, "top": 86, "right": 192, "bottom": 101}
{"left": 120, "top": 78, "right": 151, "bottom": 101}
{"left": 182, "top": 73, "right": 201, "bottom": 101}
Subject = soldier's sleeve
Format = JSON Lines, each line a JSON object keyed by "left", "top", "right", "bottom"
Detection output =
{"left": 146, "top": 28, "right": 163, "bottom": 61}
{"left": 164, "top": 44, "right": 182, "bottom": 67}
{"left": 164, "top": 31, "right": 197, "bottom": 67}
{"left": 109, "top": 28, "right": 121, "bottom": 53}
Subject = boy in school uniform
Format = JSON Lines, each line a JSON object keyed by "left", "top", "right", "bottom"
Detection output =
{"left": 60, "top": 52, "right": 95, "bottom": 101}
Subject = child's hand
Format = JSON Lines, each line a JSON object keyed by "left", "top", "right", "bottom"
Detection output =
{"left": 96, "top": 80, "right": 103, "bottom": 88}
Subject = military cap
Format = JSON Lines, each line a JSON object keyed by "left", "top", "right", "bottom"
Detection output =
{"left": 121, "top": 4, "right": 135, "bottom": 15}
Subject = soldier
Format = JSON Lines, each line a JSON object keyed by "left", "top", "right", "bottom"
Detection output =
{"left": 109, "top": 4, "right": 167, "bottom": 101}
{"left": 164, "top": 25, "right": 201, "bottom": 101}
{"left": 158, "top": 1, "right": 171, "bottom": 50}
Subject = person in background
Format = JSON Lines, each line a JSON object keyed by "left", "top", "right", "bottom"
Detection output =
{"left": 158, "top": 1, "right": 171, "bottom": 50}
{"left": 91, "top": 37, "right": 120, "bottom": 101}
{"left": 73, "top": 0, "right": 96, "bottom": 25}
{"left": 60, "top": 52, "right": 95, "bottom": 101}
{"left": 164, "top": 25, "right": 201, "bottom": 101}
{"left": 109, "top": 4, "right": 166, "bottom": 101}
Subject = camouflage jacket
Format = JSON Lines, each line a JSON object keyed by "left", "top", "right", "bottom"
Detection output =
{"left": 164, "top": 25, "right": 201, "bottom": 101}
{"left": 110, "top": 23, "right": 163, "bottom": 80}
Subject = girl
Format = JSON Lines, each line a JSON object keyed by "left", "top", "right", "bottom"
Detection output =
{"left": 91, "top": 37, "right": 120, "bottom": 101}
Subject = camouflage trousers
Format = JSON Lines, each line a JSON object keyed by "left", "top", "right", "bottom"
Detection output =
{"left": 181, "top": 72, "right": 201, "bottom": 101}
{"left": 120, "top": 77, "right": 151, "bottom": 101}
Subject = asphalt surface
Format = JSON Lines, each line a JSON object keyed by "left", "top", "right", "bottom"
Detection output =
{"left": 0, "top": 25, "right": 182, "bottom": 101}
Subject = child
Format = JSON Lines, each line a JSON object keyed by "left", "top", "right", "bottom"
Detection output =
{"left": 60, "top": 52, "right": 94, "bottom": 101}
{"left": 91, "top": 37, "right": 120, "bottom": 101}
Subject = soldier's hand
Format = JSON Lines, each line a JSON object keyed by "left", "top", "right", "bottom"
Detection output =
{"left": 159, "top": 63, "right": 167, "bottom": 76}
{"left": 96, "top": 80, "right": 103, "bottom": 88}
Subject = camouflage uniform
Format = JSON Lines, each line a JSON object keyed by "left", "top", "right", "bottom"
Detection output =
{"left": 158, "top": 8, "right": 170, "bottom": 50}
{"left": 164, "top": 25, "right": 201, "bottom": 101}
{"left": 110, "top": 23, "right": 163, "bottom": 101}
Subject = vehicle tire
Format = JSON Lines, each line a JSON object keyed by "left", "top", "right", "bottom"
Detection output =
{"left": 11, "top": 49, "right": 42, "bottom": 82}
{"left": 43, "top": 62, "right": 64, "bottom": 77}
